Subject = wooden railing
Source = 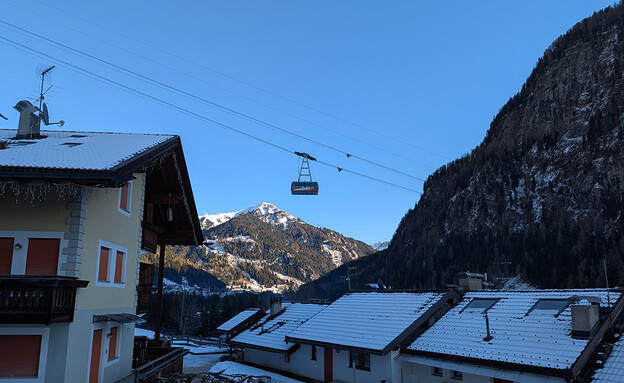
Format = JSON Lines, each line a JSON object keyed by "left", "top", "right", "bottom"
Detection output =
{"left": 133, "top": 336, "right": 188, "bottom": 383}
{"left": 0, "top": 276, "right": 89, "bottom": 324}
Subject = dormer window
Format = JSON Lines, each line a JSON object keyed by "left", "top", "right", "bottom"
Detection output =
{"left": 528, "top": 299, "right": 570, "bottom": 316}
{"left": 462, "top": 298, "right": 499, "bottom": 313}
{"left": 118, "top": 181, "right": 132, "bottom": 216}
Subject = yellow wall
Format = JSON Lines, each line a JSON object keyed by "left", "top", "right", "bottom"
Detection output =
{"left": 0, "top": 189, "right": 69, "bottom": 232}
{"left": 78, "top": 174, "right": 144, "bottom": 311}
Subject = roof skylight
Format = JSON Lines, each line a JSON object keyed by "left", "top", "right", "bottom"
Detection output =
{"left": 528, "top": 298, "right": 570, "bottom": 315}
{"left": 462, "top": 298, "right": 499, "bottom": 313}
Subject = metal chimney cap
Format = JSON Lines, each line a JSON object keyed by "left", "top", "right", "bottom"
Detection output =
{"left": 13, "top": 100, "right": 38, "bottom": 114}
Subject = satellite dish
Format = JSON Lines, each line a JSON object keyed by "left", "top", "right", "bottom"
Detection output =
{"left": 42, "top": 103, "right": 50, "bottom": 125}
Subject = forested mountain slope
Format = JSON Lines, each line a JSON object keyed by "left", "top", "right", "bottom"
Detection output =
{"left": 297, "top": 4, "right": 624, "bottom": 300}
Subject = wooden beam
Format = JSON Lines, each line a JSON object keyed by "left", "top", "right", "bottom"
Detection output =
{"left": 145, "top": 193, "right": 184, "bottom": 204}
{"left": 154, "top": 239, "right": 166, "bottom": 342}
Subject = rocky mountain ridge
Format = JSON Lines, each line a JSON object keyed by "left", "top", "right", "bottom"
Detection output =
{"left": 165, "top": 202, "right": 375, "bottom": 293}
{"left": 296, "top": 4, "right": 624, "bottom": 300}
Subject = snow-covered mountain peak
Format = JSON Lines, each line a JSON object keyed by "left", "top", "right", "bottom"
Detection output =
{"left": 371, "top": 241, "right": 390, "bottom": 251}
{"left": 200, "top": 202, "right": 300, "bottom": 230}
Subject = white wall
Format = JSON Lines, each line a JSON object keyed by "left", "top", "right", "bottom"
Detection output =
{"left": 400, "top": 361, "right": 567, "bottom": 383}
{"left": 332, "top": 349, "right": 393, "bottom": 383}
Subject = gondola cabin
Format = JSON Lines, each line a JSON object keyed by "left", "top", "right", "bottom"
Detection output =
{"left": 291, "top": 181, "right": 319, "bottom": 195}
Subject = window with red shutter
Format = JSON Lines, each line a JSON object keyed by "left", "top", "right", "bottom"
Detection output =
{"left": 98, "top": 247, "right": 110, "bottom": 281}
{"left": 114, "top": 251, "right": 124, "bottom": 283}
{"left": 0, "top": 335, "right": 41, "bottom": 377}
{"left": 0, "top": 238, "right": 13, "bottom": 275}
{"left": 108, "top": 327, "right": 118, "bottom": 361}
{"left": 119, "top": 183, "right": 131, "bottom": 213}
{"left": 25, "top": 238, "right": 60, "bottom": 275}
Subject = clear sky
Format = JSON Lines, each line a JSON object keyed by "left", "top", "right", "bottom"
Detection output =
{"left": 0, "top": 1, "right": 616, "bottom": 244}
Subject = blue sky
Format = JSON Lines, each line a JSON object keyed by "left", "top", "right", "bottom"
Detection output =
{"left": 0, "top": 1, "right": 616, "bottom": 244}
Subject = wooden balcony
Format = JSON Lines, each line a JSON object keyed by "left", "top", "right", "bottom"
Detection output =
{"left": 133, "top": 337, "right": 188, "bottom": 383}
{"left": 0, "top": 276, "right": 89, "bottom": 324}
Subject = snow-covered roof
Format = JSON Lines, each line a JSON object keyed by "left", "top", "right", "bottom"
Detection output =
{"left": 286, "top": 292, "right": 446, "bottom": 353}
{"left": 593, "top": 335, "right": 624, "bottom": 382}
{"left": 217, "top": 309, "right": 264, "bottom": 333}
{"left": 408, "top": 290, "right": 621, "bottom": 370}
{"left": 0, "top": 129, "right": 175, "bottom": 171}
{"left": 231, "top": 303, "right": 326, "bottom": 352}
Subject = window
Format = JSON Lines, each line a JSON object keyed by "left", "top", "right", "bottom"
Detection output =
{"left": 96, "top": 240, "right": 127, "bottom": 287}
{"left": 98, "top": 247, "right": 110, "bottom": 282}
{"left": 0, "top": 328, "right": 49, "bottom": 382}
{"left": 0, "top": 237, "right": 14, "bottom": 274}
{"left": 0, "top": 335, "right": 41, "bottom": 377}
{"left": 311, "top": 345, "right": 317, "bottom": 361}
{"left": 349, "top": 351, "right": 370, "bottom": 371}
{"left": 107, "top": 327, "right": 119, "bottom": 361}
{"left": 114, "top": 251, "right": 124, "bottom": 283}
{"left": 431, "top": 367, "right": 443, "bottom": 376}
{"left": 529, "top": 299, "right": 570, "bottom": 315}
{"left": 118, "top": 181, "right": 132, "bottom": 216}
{"left": 463, "top": 298, "right": 499, "bottom": 313}
{"left": 452, "top": 370, "right": 463, "bottom": 381}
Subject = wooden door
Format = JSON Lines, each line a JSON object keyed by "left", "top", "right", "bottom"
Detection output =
{"left": 25, "top": 238, "right": 60, "bottom": 275}
{"left": 0, "top": 238, "right": 13, "bottom": 274}
{"left": 324, "top": 347, "right": 333, "bottom": 383}
{"left": 89, "top": 329, "right": 103, "bottom": 383}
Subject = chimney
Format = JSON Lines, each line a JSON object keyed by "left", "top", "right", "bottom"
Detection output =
{"left": 14, "top": 100, "right": 41, "bottom": 139}
{"left": 571, "top": 301, "right": 600, "bottom": 338}
{"left": 270, "top": 296, "right": 282, "bottom": 316}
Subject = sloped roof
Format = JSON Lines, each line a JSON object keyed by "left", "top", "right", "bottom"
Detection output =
{"left": 286, "top": 292, "right": 446, "bottom": 353}
{"left": 217, "top": 309, "right": 264, "bottom": 333}
{"left": 408, "top": 290, "right": 621, "bottom": 371}
{"left": 0, "top": 129, "right": 175, "bottom": 171}
{"left": 231, "top": 303, "right": 326, "bottom": 352}
{"left": 592, "top": 335, "right": 624, "bottom": 382}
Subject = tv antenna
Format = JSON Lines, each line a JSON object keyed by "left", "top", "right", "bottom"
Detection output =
{"left": 36, "top": 65, "right": 64, "bottom": 127}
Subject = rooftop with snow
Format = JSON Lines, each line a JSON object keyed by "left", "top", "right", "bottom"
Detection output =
{"left": 231, "top": 303, "right": 326, "bottom": 352}
{"left": 407, "top": 289, "right": 622, "bottom": 371}
{"left": 0, "top": 129, "right": 176, "bottom": 171}
{"left": 286, "top": 291, "right": 455, "bottom": 354}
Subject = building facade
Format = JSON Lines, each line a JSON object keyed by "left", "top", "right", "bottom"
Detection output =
{"left": 0, "top": 108, "right": 201, "bottom": 383}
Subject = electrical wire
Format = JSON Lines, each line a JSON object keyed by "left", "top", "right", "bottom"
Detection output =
{"left": 0, "top": 1, "right": 439, "bottom": 171}
{"left": 20, "top": 0, "right": 451, "bottom": 162}
{"left": 0, "top": 35, "right": 423, "bottom": 195}
{"left": 0, "top": 19, "right": 427, "bottom": 184}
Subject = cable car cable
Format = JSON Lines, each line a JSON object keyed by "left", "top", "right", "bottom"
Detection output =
{"left": 8, "top": 0, "right": 451, "bottom": 162}
{"left": 0, "top": 36, "right": 422, "bottom": 195}
{"left": 0, "top": 19, "right": 427, "bottom": 183}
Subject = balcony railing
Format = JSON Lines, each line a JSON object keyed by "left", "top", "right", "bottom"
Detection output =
{"left": 0, "top": 276, "right": 89, "bottom": 324}
{"left": 133, "top": 336, "right": 188, "bottom": 383}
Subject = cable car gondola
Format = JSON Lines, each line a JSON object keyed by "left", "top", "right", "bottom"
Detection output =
{"left": 291, "top": 152, "right": 318, "bottom": 195}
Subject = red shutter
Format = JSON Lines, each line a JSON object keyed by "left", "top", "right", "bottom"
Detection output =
{"left": 89, "top": 329, "right": 102, "bottom": 383}
{"left": 108, "top": 327, "right": 118, "bottom": 361}
{"left": 98, "top": 247, "right": 110, "bottom": 281}
{"left": 120, "top": 183, "right": 129, "bottom": 211}
{"left": 0, "top": 335, "right": 41, "bottom": 377}
{"left": 114, "top": 251, "right": 124, "bottom": 283}
{"left": 0, "top": 238, "right": 13, "bottom": 274}
{"left": 25, "top": 238, "right": 60, "bottom": 275}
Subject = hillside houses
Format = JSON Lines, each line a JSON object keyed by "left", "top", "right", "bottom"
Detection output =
{"left": 220, "top": 288, "right": 624, "bottom": 383}
{"left": 0, "top": 101, "right": 202, "bottom": 382}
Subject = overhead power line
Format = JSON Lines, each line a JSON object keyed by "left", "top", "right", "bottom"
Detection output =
{"left": 2, "top": 1, "right": 439, "bottom": 171}
{"left": 0, "top": 35, "right": 423, "bottom": 195}
{"left": 0, "top": 19, "right": 427, "bottom": 184}
{"left": 21, "top": 0, "right": 451, "bottom": 162}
